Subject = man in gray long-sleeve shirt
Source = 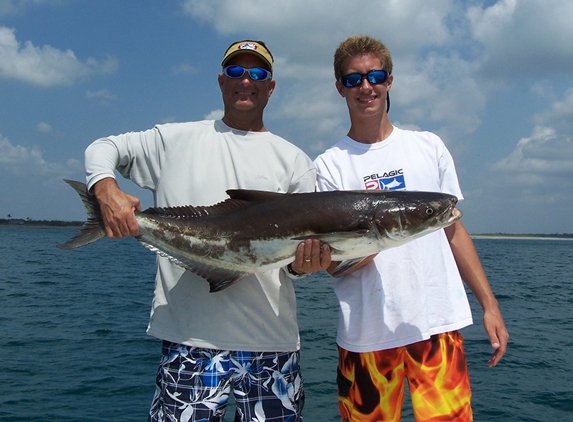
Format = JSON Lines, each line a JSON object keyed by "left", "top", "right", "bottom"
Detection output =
{"left": 85, "top": 40, "right": 331, "bottom": 422}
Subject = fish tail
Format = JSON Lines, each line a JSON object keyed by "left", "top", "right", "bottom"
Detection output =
{"left": 56, "top": 179, "right": 106, "bottom": 250}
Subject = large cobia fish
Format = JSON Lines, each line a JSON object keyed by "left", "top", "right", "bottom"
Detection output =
{"left": 58, "top": 179, "right": 462, "bottom": 292}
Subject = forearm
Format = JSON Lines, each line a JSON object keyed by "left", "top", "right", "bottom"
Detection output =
{"left": 445, "top": 222, "right": 498, "bottom": 310}
{"left": 92, "top": 177, "right": 120, "bottom": 200}
{"left": 446, "top": 221, "right": 509, "bottom": 365}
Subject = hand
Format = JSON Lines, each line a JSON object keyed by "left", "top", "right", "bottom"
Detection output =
{"left": 483, "top": 307, "right": 509, "bottom": 367}
{"left": 290, "top": 239, "right": 331, "bottom": 275}
{"left": 93, "top": 178, "right": 141, "bottom": 239}
{"left": 445, "top": 221, "right": 509, "bottom": 367}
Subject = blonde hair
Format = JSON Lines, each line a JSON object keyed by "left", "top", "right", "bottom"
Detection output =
{"left": 333, "top": 35, "right": 393, "bottom": 80}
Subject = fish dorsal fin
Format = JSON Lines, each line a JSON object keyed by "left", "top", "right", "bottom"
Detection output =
{"left": 143, "top": 199, "right": 250, "bottom": 219}
{"left": 226, "top": 189, "right": 287, "bottom": 202}
{"left": 144, "top": 205, "right": 209, "bottom": 218}
{"left": 142, "top": 189, "right": 283, "bottom": 219}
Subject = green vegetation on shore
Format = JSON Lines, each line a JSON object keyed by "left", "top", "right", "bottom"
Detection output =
{"left": 0, "top": 218, "right": 82, "bottom": 227}
{"left": 470, "top": 233, "right": 573, "bottom": 239}
{"left": 1, "top": 218, "right": 571, "bottom": 238}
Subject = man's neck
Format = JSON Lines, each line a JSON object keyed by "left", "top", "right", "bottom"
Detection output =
{"left": 222, "top": 113, "right": 266, "bottom": 132}
{"left": 347, "top": 115, "right": 393, "bottom": 144}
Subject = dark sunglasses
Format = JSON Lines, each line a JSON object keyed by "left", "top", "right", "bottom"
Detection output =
{"left": 223, "top": 65, "right": 272, "bottom": 81}
{"left": 339, "top": 70, "right": 389, "bottom": 87}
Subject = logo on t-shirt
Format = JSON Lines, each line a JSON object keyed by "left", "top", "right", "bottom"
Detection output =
{"left": 363, "top": 169, "right": 405, "bottom": 190}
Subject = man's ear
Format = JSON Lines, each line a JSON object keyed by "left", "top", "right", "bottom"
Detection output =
{"left": 268, "top": 79, "right": 276, "bottom": 97}
{"left": 387, "top": 74, "right": 393, "bottom": 91}
{"left": 335, "top": 81, "right": 345, "bottom": 98}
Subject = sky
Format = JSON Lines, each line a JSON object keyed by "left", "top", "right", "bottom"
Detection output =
{"left": 0, "top": 0, "right": 572, "bottom": 234}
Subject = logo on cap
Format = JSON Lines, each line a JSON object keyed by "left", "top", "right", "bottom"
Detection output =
{"left": 238, "top": 42, "right": 258, "bottom": 52}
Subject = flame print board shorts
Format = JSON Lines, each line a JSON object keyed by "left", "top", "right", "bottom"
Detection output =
{"left": 148, "top": 341, "right": 304, "bottom": 422}
{"left": 337, "top": 331, "right": 472, "bottom": 422}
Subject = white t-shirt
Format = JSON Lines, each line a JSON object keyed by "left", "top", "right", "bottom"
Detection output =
{"left": 314, "top": 126, "right": 473, "bottom": 352}
{"left": 85, "top": 119, "right": 317, "bottom": 352}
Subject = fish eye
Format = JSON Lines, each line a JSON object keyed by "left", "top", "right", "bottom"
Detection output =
{"left": 425, "top": 207, "right": 434, "bottom": 216}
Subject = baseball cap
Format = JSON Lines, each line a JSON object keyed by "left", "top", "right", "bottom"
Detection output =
{"left": 221, "top": 40, "right": 274, "bottom": 73}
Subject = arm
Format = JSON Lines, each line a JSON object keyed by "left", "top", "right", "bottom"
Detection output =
{"left": 85, "top": 137, "right": 143, "bottom": 239}
{"left": 445, "top": 221, "right": 509, "bottom": 367}
{"left": 85, "top": 128, "right": 163, "bottom": 239}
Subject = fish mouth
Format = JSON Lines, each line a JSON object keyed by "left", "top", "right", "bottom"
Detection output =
{"left": 449, "top": 207, "right": 463, "bottom": 223}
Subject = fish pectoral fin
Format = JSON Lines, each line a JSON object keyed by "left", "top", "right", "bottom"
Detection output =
{"left": 332, "top": 258, "right": 369, "bottom": 277}
{"left": 138, "top": 241, "right": 250, "bottom": 292}
{"left": 198, "top": 269, "right": 251, "bottom": 292}
{"left": 293, "top": 230, "right": 370, "bottom": 244}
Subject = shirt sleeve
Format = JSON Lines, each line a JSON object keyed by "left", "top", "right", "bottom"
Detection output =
{"left": 287, "top": 152, "right": 317, "bottom": 194}
{"left": 85, "top": 127, "right": 165, "bottom": 191}
{"left": 437, "top": 143, "right": 464, "bottom": 201}
{"left": 314, "top": 155, "right": 340, "bottom": 192}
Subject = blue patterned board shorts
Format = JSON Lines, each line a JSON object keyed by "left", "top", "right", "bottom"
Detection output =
{"left": 148, "top": 341, "right": 305, "bottom": 422}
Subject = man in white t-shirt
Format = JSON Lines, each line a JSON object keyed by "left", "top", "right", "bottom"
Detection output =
{"left": 85, "top": 40, "right": 330, "bottom": 421}
{"left": 314, "top": 35, "right": 509, "bottom": 422}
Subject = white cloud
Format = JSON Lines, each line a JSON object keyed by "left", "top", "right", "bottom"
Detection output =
{"left": 181, "top": 0, "right": 573, "bottom": 134}
{"left": 177, "top": 0, "right": 573, "bottom": 232}
{"left": 181, "top": 0, "right": 485, "bottom": 144}
{"left": 490, "top": 88, "right": 573, "bottom": 198}
{"left": 0, "top": 1, "right": 68, "bottom": 17}
{"left": 0, "top": 134, "right": 41, "bottom": 165}
{"left": 0, "top": 26, "right": 118, "bottom": 87}
{"left": 205, "top": 109, "right": 224, "bottom": 120}
{"left": 182, "top": 0, "right": 452, "bottom": 54}
{"left": 0, "top": 134, "right": 82, "bottom": 179}
{"left": 172, "top": 63, "right": 199, "bottom": 75}
{"left": 533, "top": 86, "right": 573, "bottom": 133}
{"left": 468, "top": 0, "right": 573, "bottom": 78}
{"left": 268, "top": 79, "right": 347, "bottom": 151}
{"left": 393, "top": 53, "right": 485, "bottom": 135}
{"left": 159, "top": 116, "right": 177, "bottom": 124}
{"left": 0, "top": 0, "right": 18, "bottom": 16}
{"left": 4, "top": 0, "right": 570, "bottom": 227}
{"left": 37, "top": 122, "right": 52, "bottom": 133}
{"left": 491, "top": 126, "right": 573, "bottom": 176}
{"left": 0, "top": 134, "right": 85, "bottom": 221}
{"left": 86, "top": 89, "right": 118, "bottom": 104}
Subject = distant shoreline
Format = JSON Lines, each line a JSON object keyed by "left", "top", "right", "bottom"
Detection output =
{"left": 0, "top": 224, "right": 82, "bottom": 230}
{"left": 1, "top": 219, "right": 571, "bottom": 239}
{"left": 470, "top": 234, "right": 573, "bottom": 241}
{"left": 0, "top": 219, "right": 82, "bottom": 229}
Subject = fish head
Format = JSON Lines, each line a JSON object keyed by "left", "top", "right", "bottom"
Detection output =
{"left": 371, "top": 190, "right": 462, "bottom": 241}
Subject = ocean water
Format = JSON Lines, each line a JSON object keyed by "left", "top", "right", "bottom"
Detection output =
{"left": 1, "top": 227, "right": 572, "bottom": 421}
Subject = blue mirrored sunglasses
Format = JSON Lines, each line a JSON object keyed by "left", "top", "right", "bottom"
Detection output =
{"left": 223, "top": 65, "right": 272, "bottom": 81}
{"left": 339, "top": 70, "right": 389, "bottom": 87}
